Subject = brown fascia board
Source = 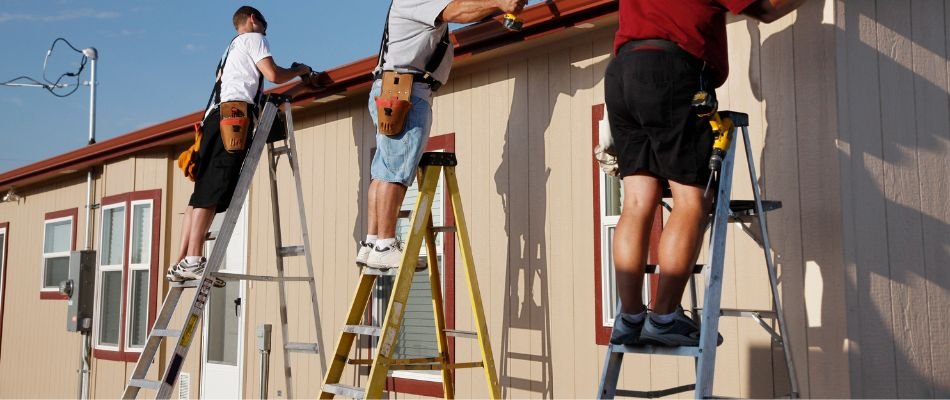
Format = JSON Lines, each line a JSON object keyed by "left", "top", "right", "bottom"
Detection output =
{"left": 0, "top": 0, "right": 618, "bottom": 192}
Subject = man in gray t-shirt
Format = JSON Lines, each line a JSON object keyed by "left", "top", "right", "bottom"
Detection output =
{"left": 358, "top": 0, "right": 526, "bottom": 270}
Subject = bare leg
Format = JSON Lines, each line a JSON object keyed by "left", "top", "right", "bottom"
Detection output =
{"left": 175, "top": 206, "right": 194, "bottom": 263}
{"left": 653, "top": 180, "right": 711, "bottom": 314}
{"left": 612, "top": 173, "right": 661, "bottom": 315}
{"left": 367, "top": 179, "right": 380, "bottom": 236}
{"left": 185, "top": 207, "right": 216, "bottom": 257}
{"left": 374, "top": 181, "right": 408, "bottom": 238}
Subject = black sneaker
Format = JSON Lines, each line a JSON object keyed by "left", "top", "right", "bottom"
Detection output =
{"left": 609, "top": 314, "right": 645, "bottom": 346}
{"left": 640, "top": 307, "right": 723, "bottom": 347}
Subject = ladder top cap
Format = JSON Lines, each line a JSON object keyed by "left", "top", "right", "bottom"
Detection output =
{"left": 419, "top": 152, "right": 457, "bottom": 167}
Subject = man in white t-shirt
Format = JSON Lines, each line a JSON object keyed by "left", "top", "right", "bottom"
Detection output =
{"left": 357, "top": 0, "right": 526, "bottom": 270}
{"left": 168, "top": 6, "right": 311, "bottom": 284}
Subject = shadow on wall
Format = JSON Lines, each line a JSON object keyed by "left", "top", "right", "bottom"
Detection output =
{"left": 752, "top": 1, "right": 950, "bottom": 397}
{"left": 494, "top": 52, "right": 608, "bottom": 398}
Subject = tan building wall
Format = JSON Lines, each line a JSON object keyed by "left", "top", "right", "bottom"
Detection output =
{"left": 0, "top": 1, "right": 947, "bottom": 398}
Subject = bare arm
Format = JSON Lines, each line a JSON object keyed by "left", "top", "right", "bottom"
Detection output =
{"left": 441, "top": 0, "right": 525, "bottom": 24}
{"left": 256, "top": 57, "right": 311, "bottom": 84}
{"left": 743, "top": 0, "right": 807, "bottom": 23}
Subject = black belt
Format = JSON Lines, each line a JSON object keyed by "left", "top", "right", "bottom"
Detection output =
{"left": 619, "top": 39, "right": 703, "bottom": 69}
{"left": 372, "top": 70, "right": 443, "bottom": 91}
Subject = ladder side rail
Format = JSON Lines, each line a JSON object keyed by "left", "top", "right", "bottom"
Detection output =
{"left": 740, "top": 125, "right": 799, "bottom": 397}
{"left": 319, "top": 274, "right": 378, "bottom": 399}
{"left": 694, "top": 126, "right": 737, "bottom": 399}
{"left": 266, "top": 139, "right": 296, "bottom": 399}
{"left": 122, "top": 288, "right": 186, "bottom": 399}
{"left": 283, "top": 100, "right": 329, "bottom": 375}
{"left": 423, "top": 206, "right": 455, "bottom": 398}
{"left": 597, "top": 347, "right": 624, "bottom": 399}
{"left": 365, "top": 165, "right": 440, "bottom": 398}
{"left": 445, "top": 167, "right": 502, "bottom": 399}
{"left": 156, "top": 101, "right": 279, "bottom": 399}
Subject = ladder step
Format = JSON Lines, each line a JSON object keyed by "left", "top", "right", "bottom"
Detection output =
{"left": 644, "top": 264, "right": 704, "bottom": 274}
{"left": 213, "top": 272, "right": 312, "bottom": 282}
{"left": 322, "top": 383, "right": 366, "bottom": 399}
{"left": 432, "top": 226, "right": 456, "bottom": 233}
{"left": 343, "top": 325, "right": 381, "bottom": 336}
{"left": 128, "top": 379, "right": 162, "bottom": 390}
{"left": 444, "top": 329, "right": 477, "bottom": 338}
{"left": 272, "top": 145, "right": 290, "bottom": 155}
{"left": 170, "top": 280, "right": 199, "bottom": 288}
{"left": 360, "top": 267, "right": 399, "bottom": 276}
{"left": 285, "top": 342, "right": 319, "bottom": 353}
{"left": 609, "top": 343, "right": 701, "bottom": 357}
{"left": 278, "top": 245, "right": 306, "bottom": 257}
{"left": 151, "top": 329, "right": 181, "bottom": 338}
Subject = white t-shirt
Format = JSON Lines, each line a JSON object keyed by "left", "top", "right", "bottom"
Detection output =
{"left": 219, "top": 32, "right": 272, "bottom": 104}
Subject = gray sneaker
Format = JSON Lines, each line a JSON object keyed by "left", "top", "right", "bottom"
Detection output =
{"left": 609, "top": 314, "right": 644, "bottom": 346}
{"left": 640, "top": 307, "right": 723, "bottom": 347}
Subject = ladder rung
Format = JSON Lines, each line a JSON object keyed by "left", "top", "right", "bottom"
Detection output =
{"left": 444, "top": 329, "right": 477, "bottom": 338}
{"left": 213, "top": 272, "right": 312, "bottom": 282}
{"left": 609, "top": 343, "right": 701, "bottom": 357}
{"left": 278, "top": 245, "right": 306, "bottom": 257}
{"left": 432, "top": 226, "right": 456, "bottom": 233}
{"left": 128, "top": 379, "right": 162, "bottom": 390}
{"left": 398, "top": 210, "right": 412, "bottom": 219}
{"left": 644, "top": 264, "right": 704, "bottom": 274}
{"left": 272, "top": 145, "right": 290, "bottom": 155}
{"left": 285, "top": 342, "right": 319, "bottom": 353}
{"left": 170, "top": 280, "right": 199, "bottom": 288}
{"left": 343, "top": 325, "right": 381, "bottom": 336}
{"left": 707, "top": 308, "right": 777, "bottom": 319}
{"left": 322, "top": 383, "right": 365, "bottom": 399}
{"left": 151, "top": 329, "right": 180, "bottom": 338}
{"left": 616, "top": 384, "right": 696, "bottom": 398}
{"left": 360, "top": 267, "right": 399, "bottom": 276}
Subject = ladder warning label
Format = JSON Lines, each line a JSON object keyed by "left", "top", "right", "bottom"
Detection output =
{"left": 181, "top": 315, "right": 199, "bottom": 347}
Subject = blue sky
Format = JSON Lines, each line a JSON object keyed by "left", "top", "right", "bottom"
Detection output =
{"left": 0, "top": 1, "right": 544, "bottom": 173}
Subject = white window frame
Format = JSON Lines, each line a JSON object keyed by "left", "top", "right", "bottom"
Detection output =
{"left": 125, "top": 200, "right": 153, "bottom": 352}
{"left": 41, "top": 215, "right": 74, "bottom": 292}
{"left": 95, "top": 202, "right": 126, "bottom": 352}
{"left": 0, "top": 225, "right": 7, "bottom": 326}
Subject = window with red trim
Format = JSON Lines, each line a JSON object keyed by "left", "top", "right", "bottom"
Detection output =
{"left": 0, "top": 221, "right": 9, "bottom": 356}
{"left": 41, "top": 208, "right": 77, "bottom": 300}
{"left": 592, "top": 105, "right": 661, "bottom": 345}
{"left": 370, "top": 133, "right": 456, "bottom": 397}
{"left": 93, "top": 190, "right": 161, "bottom": 362}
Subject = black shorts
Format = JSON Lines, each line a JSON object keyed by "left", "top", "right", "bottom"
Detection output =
{"left": 188, "top": 106, "right": 255, "bottom": 213}
{"left": 605, "top": 45, "right": 715, "bottom": 185}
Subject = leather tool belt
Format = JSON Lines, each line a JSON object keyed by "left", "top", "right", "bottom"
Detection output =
{"left": 375, "top": 71, "right": 414, "bottom": 136}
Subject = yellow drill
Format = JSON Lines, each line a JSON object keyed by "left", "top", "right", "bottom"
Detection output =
{"left": 503, "top": 13, "right": 523, "bottom": 31}
{"left": 704, "top": 112, "right": 734, "bottom": 198}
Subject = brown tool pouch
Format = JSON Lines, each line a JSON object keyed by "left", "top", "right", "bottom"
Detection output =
{"left": 375, "top": 71, "right": 414, "bottom": 136}
{"left": 219, "top": 101, "right": 250, "bottom": 152}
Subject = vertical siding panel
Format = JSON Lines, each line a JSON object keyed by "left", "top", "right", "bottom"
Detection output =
{"left": 876, "top": 2, "right": 932, "bottom": 397}
{"left": 467, "top": 69, "right": 492, "bottom": 400}
{"left": 451, "top": 73, "right": 476, "bottom": 396}
{"left": 848, "top": 1, "right": 897, "bottom": 396}
{"left": 487, "top": 66, "right": 510, "bottom": 399}
{"left": 914, "top": 1, "right": 950, "bottom": 396}
{"left": 569, "top": 41, "right": 599, "bottom": 399}
{"left": 791, "top": 1, "right": 850, "bottom": 397}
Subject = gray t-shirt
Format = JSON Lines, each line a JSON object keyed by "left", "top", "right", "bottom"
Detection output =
{"left": 377, "top": 0, "right": 454, "bottom": 97}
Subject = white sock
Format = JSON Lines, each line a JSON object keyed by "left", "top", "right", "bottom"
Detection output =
{"left": 365, "top": 234, "right": 378, "bottom": 245}
{"left": 184, "top": 255, "right": 202, "bottom": 264}
{"left": 620, "top": 309, "right": 647, "bottom": 324}
{"left": 375, "top": 237, "right": 396, "bottom": 250}
{"left": 651, "top": 310, "right": 677, "bottom": 325}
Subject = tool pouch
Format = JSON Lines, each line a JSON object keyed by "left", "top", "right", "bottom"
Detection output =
{"left": 375, "top": 71, "right": 414, "bottom": 136}
{"left": 219, "top": 101, "right": 250, "bottom": 152}
{"left": 177, "top": 123, "right": 202, "bottom": 182}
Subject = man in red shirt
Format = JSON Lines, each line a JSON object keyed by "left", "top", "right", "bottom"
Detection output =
{"left": 606, "top": 0, "right": 806, "bottom": 347}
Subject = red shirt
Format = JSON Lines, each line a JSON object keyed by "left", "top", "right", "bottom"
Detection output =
{"left": 614, "top": 0, "right": 756, "bottom": 87}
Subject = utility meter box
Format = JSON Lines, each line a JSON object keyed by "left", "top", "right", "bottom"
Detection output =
{"left": 63, "top": 250, "right": 96, "bottom": 333}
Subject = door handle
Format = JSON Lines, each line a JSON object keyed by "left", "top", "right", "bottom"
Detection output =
{"left": 234, "top": 297, "right": 242, "bottom": 317}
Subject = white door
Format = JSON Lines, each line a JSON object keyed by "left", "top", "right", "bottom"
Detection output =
{"left": 201, "top": 202, "right": 248, "bottom": 399}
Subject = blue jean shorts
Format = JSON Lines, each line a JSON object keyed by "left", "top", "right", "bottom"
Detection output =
{"left": 368, "top": 79, "right": 433, "bottom": 186}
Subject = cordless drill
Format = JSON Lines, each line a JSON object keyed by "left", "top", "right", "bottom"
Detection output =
{"left": 703, "top": 112, "right": 734, "bottom": 198}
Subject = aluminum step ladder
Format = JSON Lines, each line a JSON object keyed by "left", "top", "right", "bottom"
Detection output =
{"left": 122, "top": 94, "right": 326, "bottom": 399}
{"left": 597, "top": 111, "right": 799, "bottom": 399}
{"left": 319, "top": 152, "right": 501, "bottom": 399}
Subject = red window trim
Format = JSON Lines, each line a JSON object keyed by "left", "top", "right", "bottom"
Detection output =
{"left": 41, "top": 208, "right": 78, "bottom": 300}
{"left": 374, "top": 133, "right": 457, "bottom": 397}
{"left": 93, "top": 189, "right": 162, "bottom": 362}
{"left": 591, "top": 105, "right": 662, "bottom": 345}
{"left": 0, "top": 221, "right": 9, "bottom": 358}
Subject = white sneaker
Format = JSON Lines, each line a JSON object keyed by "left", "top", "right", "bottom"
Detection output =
{"left": 355, "top": 241, "right": 373, "bottom": 267}
{"left": 366, "top": 241, "right": 428, "bottom": 271}
{"left": 166, "top": 258, "right": 225, "bottom": 287}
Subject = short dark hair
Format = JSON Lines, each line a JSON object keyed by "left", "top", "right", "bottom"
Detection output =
{"left": 233, "top": 6, "right": 266, "bottom": 30}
